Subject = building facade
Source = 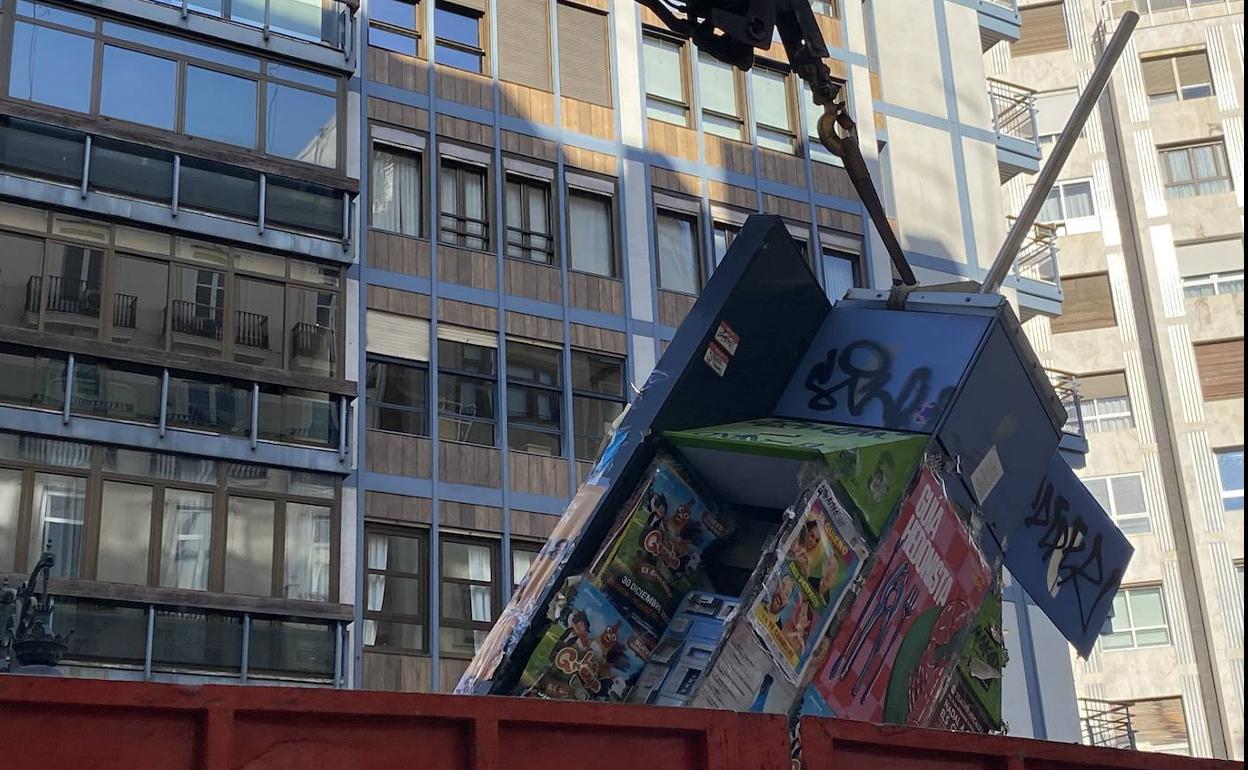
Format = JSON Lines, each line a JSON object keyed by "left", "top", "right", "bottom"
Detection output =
{"left": 2, "top": 0, "right": 1084, "bottom": 737}
{"left": 995, "top": 0, "right": 1244, "bottom": 759}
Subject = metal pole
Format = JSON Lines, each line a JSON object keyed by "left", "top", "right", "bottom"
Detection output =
{"left": 980, "top": 11, "right": 1138, "bottom": 294}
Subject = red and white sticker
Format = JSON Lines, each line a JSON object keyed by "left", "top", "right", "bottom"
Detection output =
{"left": 714, "top": 321, "right": 740, "bottom": 356}
{"left": 703, "top": 340, "right": 730, "bottom": 377}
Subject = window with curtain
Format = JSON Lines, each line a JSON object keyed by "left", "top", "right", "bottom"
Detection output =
{"left": 1215, "top": 448, "right": 1243, "bottom": 511}
{"left": 505, "top": 175, "right": 553, "bottom": 264}
{"left": 285, "top": 502, "right": 331, "bottom": 601}
{"left": 1141, "top": 50, "right": 1214, "bottom": 104}
{"left": 643, "top": 33, "right": 689, "bottom": 125}
{"left": 656, "top": 209, "right": 701, "bottom": 294}
{"left": 698, "top": 54, "right": 743, "bottom": 140}
{"left": 1072, "top": 371, "right": 1134, "bottom": 433}
{"left": 438, "top": 338, "right": 498, "bottom": 446}
{"left": 28, "top": 472, "right": 87, "bottom": 579}
{"left": 160, "top": 488, "right": 214, "bottom": 590}
{"left": 439, "top": 158, "right": 489, "bottom": 250}
{"left": 567, "top": 189, "right": 615, "bottom": 277}
{"left": 753, "top": 67, "right": 795, "bottom": 153}
{"left": 572, "top": 350, "right": 625, "bottom": 461}
{"left": 364, "top": 525, "right": 427, "bottom": 652}
{"left": 1160, "top": 142, "right": 1233, "bottom": 198}
{"left": 440, "top": 538, "right": 497, "bottom": 657}
{"left": 822, "top": 247, "right": 861, "bottom": 302}
{"left": 1037, "top": 179, "right": 1096, "bottom": 222}
{"left": 1102, "top": 585, "right": 1170, "bottom": 650}
{"left": 1083, "top": 474, "right": 1150, "bottom": 535}
{"left": 371, "top": 145, "right": 423, "bottom": 237}
{"left": 507, "top": 341, "right": 563, "bottom": 456}
{"left": 712, "top": 221, "right": 740, "bottom": 265}
{"left": 435, "top": 3, "right": 485, "bottom": 73}
{"left": 366, "top": 357, "right": 430, "bottom": 437}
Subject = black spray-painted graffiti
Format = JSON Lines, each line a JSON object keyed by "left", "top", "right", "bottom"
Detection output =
{"left": 803, "top": 340, "right": 956, "bottom": 429}
{"left": 1025, "top": 476, "right": 1122, "bottom": 635}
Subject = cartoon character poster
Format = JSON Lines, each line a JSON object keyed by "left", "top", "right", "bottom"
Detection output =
{"left": 593, "top": 454, "right": 734, "bottom": 633}
{"left": 810, "top": 467, "right": 990, "bottom": 726}
{"left": 519, "top": 576, "right": 653, "bottom": 702}
{"left": 750, "top": 480, "right": 867, "bottom": 681}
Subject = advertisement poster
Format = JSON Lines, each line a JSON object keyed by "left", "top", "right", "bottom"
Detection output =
{"left": 593, "top": 455, "right": 734, "bottom": 633}
{"left": 811, "top": 467, "right": 991, "bottom": 726}
{"left": 689, "top": 621, "right": 799, "bottom": 714}
{"left": 750, "top": 480, "right": 867, "bottom": 681}
{"left": 519, "top": 577, "right": 654, "bottom": 702}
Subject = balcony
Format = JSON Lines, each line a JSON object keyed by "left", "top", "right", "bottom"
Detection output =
{"left": 171, "top": 300, "right": 225, "bottom": 344}
{"left": 1079, "top": 698, "right": 1137, "bottom": 750}
{"left": 1009, "top": 217, "right": 1064, "bottom": 318}
{"left": 978, "top": 0, "right": 1021, "bottom": 50}
{"left": 291, "top": 322, "right": 336, "bottom": 375}
{"left": 988, "top": 78, "right": 1042, "bottom": 182}
{"left": 1051, "top": 369, "right": 1089, "bottom": 467}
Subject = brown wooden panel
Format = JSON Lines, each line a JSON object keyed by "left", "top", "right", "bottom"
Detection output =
{"left": 362, "top": 651, "right": 433, "bottom": 693}
{"left": 367, "top": 98, "right": 430, "bottom": 132}
{"left": 1050, "top": 273, "right": 1116, "bottom": 334}
{"left": 813, "top": 163, "right": 854, "bottom": 199}
{"left": 570, "top": 323, "right": 627, "bottom": 355}
{"left": 502, "top": 130, "right": 558, "bottom": 162}
{"left": 439, "top": 441, "right": 503, "bottom": 487}
{"left": 511, "top": 509, "right": 560, "bottom": 539}
{"left": 704, "top": 134, "right": 754, "bottom": 176}
{"left": 505, "top": 259, "right": 564, "bottom": 304}
{"left": 575, "top": 461, "right": 594, "bottom": 487}
{"left": 368, "top": 47, "right": 429, "bottom": 94}
{"left": 509, "top": 451, "right": 571, "bottom": 496}
{"left": 646, "top": 120, "right": 699, "bottom": 161}
{"left": 369, "top": 230, "right": 433, "bottom": 277}
{"left": 651, "top": 167, "right": 703, "bottom": 197}
{"left": 440, "top": 501, "right": 505, "bottom": 533}
{"left": 817, "top": 207, "right": 864, "bottom": 235}
{"left": 1175, "top": 52, "right": 1212, "bottom": 87}
{"left": 1141, "top": 57, "right": 1176, "bottom": 97}
{"left": 439, "top": 657, "right": 470, "bottom": 692}
{"left": 569, "top": 271, "right": 625, "bottom": 316}
{"left": 439, "top": 245, "right": 499, "bottom": 291}
{"left": 815, "top": 13, "right": 842, "bottom": 48}
{"left": 367, "top": 285, "right": 433, "bottom": 318}
{"left": 500, "top": 82, "right": 556, "bottom": 125}
{"left": 562, "top": 144, "right": 617, "bottom": 175}
{"left": 758, "top": 148, "right": 807, "bottom": 187}
{"left": 435, "top": 114, "right": 495, "bottom": 148}
{"left": 708, "top": 180, "right": 757, "bottom": 210}
{"left": 498, "top": 0, "right": 552, "bottom": 91}
{"left": 1123, "top": 697, "right": 1189, "bottom": 749}
{"left": 561, "top": 97, "right": 616, "bottom": 140}
{"left": 1013, "top": 2, "right": 1069, "bottom": 57}
{"left": 364, "top": 491, "right": 434, "bottom": 525}
{"left": 435, "top": 66, "right": 494, "bottom": 109}
{"left": 366, "top": 431, "right": 434, "bottom": 478}
{"left": 1194, "top": 338, "right": 1244, "bottom": 400}
{"left": 659, "top": 289, "right": 698, "bottom": 328}
{"left": 639, "top": 6, "right": 665, "bottom": 28}
{"left": 558, "top": 2, "right": 612, "bottom": 106}
{"left": 439, "top": 298, "right": 499, "bottom": 330}
{"left": 762, "top": 194, "right": 810, "bottom": 224}
{"left": 1078, "top": 371, "right": 1128, "bottom": 400}
{"left": 505, "top": 311, "right": 563, "bottom": 344}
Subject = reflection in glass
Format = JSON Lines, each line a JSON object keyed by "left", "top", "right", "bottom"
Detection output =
{"left": 90, "top": 138, "right": 175, "bottom": 203}
{"left": 170, "top": 265, "right": 225, "bottom": 356}
{"left": 258, "top": 388, "right": 340, "bottom": 446}
{"left": 8, "top": 22, "right": 95, "bottom": 112}
{"left": 285, "top": 503, "right": 331, "bottom": 601}
{"left": 152, "top": 608, "right": 243, "bottom": 671}
{"left": 160, "top": 488, "right": 213, "bottom": 590}
{"left": 42, "top": 242, "right": 105, "bottom": 338}
{"left": 185, "top": 66, "right": 258, "bottom": 147}
{"left": 97, "top": 481, "right": 153, "bottom": 585}
{"left": 287, "top": 286, "right": 337, "bottom": 375}
{"left": 0, "top": 468, "right": 21, "bottom": 572}
{"left": 0, "top": 231, "right": 44, "bottom": 328}
{"left": 71, "top": 359, "right": 162, "bottom": 424}
{"left": 265, "top": 84, "right": 337, "bottom": 167}
{"left": 29, "top": 472, "right": 86, "bottom": 578}
{"left": 99, "top": 46, "right": 177, "bottom": 130}
{"left": 225, "top": 496, "right": 275, "bottom": 596}
{"left": 249, "top": 618, "right": 334, "bottom": 676}
{"left": 112, "top": 255, "right": 169, "bottom": 348}
{"left": 57, "top": 599, "right": 149, "bottom": 663}
{"left": 234, "top": 277, "right": 284, "bottom": 368}
{"left": 656, "top": 211, "right": 699, "bottom": 294}
{"left": 179, "top": 156, "right": 261, "bottom": 220}
{"left": 266, "top": 176, "right": 343, "bottom": 237}
{"left": 567, "top": 191, "right": 614, "bottom": 277}
{"left": 0, "top": 116, "right": 86, "bottom": 184}
{"left": 166, "top": 375, "right": 250, "bottom": 435}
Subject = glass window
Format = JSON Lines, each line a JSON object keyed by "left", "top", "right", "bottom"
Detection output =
{"left": 185, "top": 66, "right": 259, "bottom": 147}
{"left": 71, "top": 358, "right": 162, "bottom": 424}
{"left": 0, "top": 467, "right": 20, "bottom": 572}
{"left": 287, "top": 285, "right": 338, "bottom": 375}
{"left": 1182, "top": 271, "right": 1244, "bottom": 298}
{"left": 1143, "top": 51, "right": 1214, "bottom": 103}
{"left": 656, "top": 209, "right": 701, "bottom": 294}
{"left": 169, "top": 264, "right": 226, "bottom": 356}
{"left": 97, "top": 481, "right": 153, "bottom": 585}
{"left": 1161, "top": 142, "right": 1233, "bottom": 198}
{"left": 258, "top": 387, "right": 341, "bottom": 447}
{"left": 440, "top": 538, "right": 496, "bottom": 657}
{"left": 265, "top": 84, "right": 338, "bottom": 168}
{"left": 567, "top": 189, "right": 615, "bottom": 278}
{"left": 0, "top": 116, "right": 86, "bottom": 184}
{"left": 439, "top": 339, "right": 497, "bottom": 446}
{"left": 371, "top": 145, "right": 423, "bottom": 237}
{"left": 0, "top": 345, "right": 66, "bottom": 411}
{"left": 643, "top": 34, "right": 688, "bottom": 125}
{"left": 166, "top": 374, "right": 251, "bottom": 436}
{"left": 364, "top": 526, "right": 426, "bottom": 652}
{"left": 435, "top": 4, "right": 484, "bottom": 73}
{"left": 89, "top": 139, "right": 175, "bottom": 203}
{"left": 0, "top": 230, "right": 46, "bottom": 329}
{"left": 1103, "top": 586, "right": 1171, "bottom": 650}
{"left": 572, "top": 350, "right": 625, "bottom": 461}
{"left": 266, "top": 176, "right": 344, "bottom": 237}
{"left": 235, "top": 276, "right": 285, "bottom": 369}
{"left": 754, "top": 68, "right": 794, "bottom": 153}
{"left": 823, "top": 248, "right": 860, "bottom": 302}
{"left": 225, "top": 496, "right": 275, "bottom": 596}
{"left": 366, "top": 358, "right": 429, "bottom": 436}
{"left": 511, "top": 543, "right": 541, "bottom": 591}
{"left": 29, "top": 472, "right": 87, "bottom": 578}
{"left": 57, "top": 598, "right": 149, "bottom": 664}
{"left": 160, "top": 488, "right": 213, "bottom": 590}
{"left": 1083, "top": 395, "right": 1134, "bottom": 433}
{"left": 699, "top": 55, "right": 743, "bottom": 140}
{"left": 8, "top": 22, "right": 95, "bottom": 112}
{"left": 269, "top": 0, "right": 335, "bottom": 42}
{"left": 99, "top": 46, "right": 178, "bottom": 130}
{"left": 370, "top": 0, "right": 421, "bottom": 55}
{"left": 507, "top": 342, "right": 563, "bottom": 456}
{"left": 248, "top": 617, "right": 335, "bottom": 677}
{"left": 505, "top": 176, "right": 553, "bottom": 264}
{"left": 40, "top": 242, "right": 105, "bottom": 338}
{"left": 152, "top": 607, "right": 243, "bottom": 671}
{"left": 712, "top": 221, "right": 739, "bottom": 266}
{"left": 1216, "top": 449, "right": 1244, "bottom": 511}
{"left": 285, "top": 502, "right": 332, "bottom": 601}
{"left": 179, "top": 156, "right": 261, "bottom": 221}
{"left": 1084, "top": 474, "right": 1150, "bottom": 535}
{"left": 1037, "top": 180, "right": 1096, "bottom": 223}
{"left": 439, "top": 159, "right": 488, "bottom": 250}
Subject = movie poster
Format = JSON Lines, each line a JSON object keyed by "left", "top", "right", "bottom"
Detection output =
{"left": 810, "top": 467, "right": 991, "bottom": 726}
{"left": 519, "top": 576, "right": 654, "bottom": 702}
{"left": 750, "top": 480, "right": 867, "bottom": 681}
{"left": 593, "top": 454, "right": 734, "bottom": 633}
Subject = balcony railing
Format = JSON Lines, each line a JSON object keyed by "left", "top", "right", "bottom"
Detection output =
{"left": 114, "top": 293, "right": 139, "bottom": 330}
{"left": 1010, "top": 218, "right": 1060, "bottom": 286}
{"left": 148, "top": 0, "right": 355, "bottom": 53}
{"left": 236, "top": 310, "right": 272, "bottom": 349}
{"left": 291, "top": 322, "right": 336, "bottom": 362}
{"left": 988, "top": 78, "right": 1039, "bottom": 142}
{"left": 1079, "top": 698, "right": 1137, "bottom": 750}
{"left": 171, "top": 300, "right": 224, "bottom": 341}
{"left": 25, "top": 276, "right": 102, "bottom": 318}
{"left": 1050, "top": 369, "right": 1085, "bottom": 437}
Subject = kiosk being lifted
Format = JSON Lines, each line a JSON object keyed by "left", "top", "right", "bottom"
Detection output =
{"left": 457, "top": 215, "right": 1134, "bottom": 735}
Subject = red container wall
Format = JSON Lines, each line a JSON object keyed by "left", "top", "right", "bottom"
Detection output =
{"left": 0, "top": 678, "right": 1239, "bottom": 770}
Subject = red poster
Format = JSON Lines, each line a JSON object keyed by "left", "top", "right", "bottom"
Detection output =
{"left": 809, "top": 467, "right": 990, "bottom": 726}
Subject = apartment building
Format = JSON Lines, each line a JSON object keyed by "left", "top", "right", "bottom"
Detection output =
{"left": 993, "top": 0, "right": 1244, "bottom": 759}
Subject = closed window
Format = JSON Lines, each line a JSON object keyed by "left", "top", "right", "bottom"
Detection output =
{"left": 1178, "top": 238, "right": 1244, "bottom": 298}
{"left": 511, "top": 542, "right": 542, "bottom": 591}
{"left": 505, "top": 175, "right": 554, "bottom": 264}
{"left": 369, "top": 0, "right": 422, "bottom": 56}
{"left": 507, "top": 341, "right": 563, "bottom": 456}
{"left": 1193, "top": 338, "right": 1244, "bottom": 401}
{"left": 364, "top": 525, "right": 427, "bottom": 652}
{"left": 1037, "top": 179, "right": 1096, "bottom": 222}
{"left": 366, "top": 357, "right": 429, "bottom": 437}
{"left": 803, "top": 83, "right": 845, "bottom": 166}
{"left": 713, "top": 221, "right": 740, "bottom": 265}
{"left": 1160, "top": 142, "right": 1233, "bottom": 198}
{"left": 438, "top": 337, "right": 498, "bottom": 446}
{"left": 440, "top": 537, "right": 498, "bottom": 657}
{"left": 1141, "top": 50, "right": 1214, "bottom": 104}
{"left": 8, "top": 15, "right": 95, "bottom": 112}
{"left": 440, "top": 159, "right": 489, "bottom": 250}
{"left": 656, "top": 209, "right": 701, "bottom": 294}
{"left": 497, "top": 0, "right": 552, "bottom": 90}
{"left": 435, "top": 4, "right": 485, "bottom": 73}
{"left": 185, "top": 67, "right": 259, "bottom": 147}
{"left": 753, "top": 67, "right": 795, "bottom": 153}
{"left": 567, "top": 189, "right": 615, "bottom": 277}
{"left": 1050, "top": 273, "right": 1116, "bottom": 334}
{"left": 1103, "top": 585, "right": 1170, "bottom": 650}
{"left": 100, "top": 46, "right": 178, "bottom": 130}
{"left": 1084, "top": 474, "right": 1150, "bottom": 535}
{"left": 1033, "top": 89, "right": 1078, "bottom": 144}
{"left": 266, "top": 83, "right": 338, "bottom": 168}
{"left": 823, "top": 247, "right": 861, "bottom": 302}
{"left": 557, "top": 2, "right": 612, "bottom": 107}
{"left": 371, "top": 145, "right": 423, "bottom": 237}
{"left": 572, "top": 350, "right": 625, "bottom": 461}
{"left": 1215, "top": 449, "right": 1243, "bottom": 511}
{"left": 643, "top": 33, "right": 689, "bottom": 126}
{"left": 1073, "top": 371, "right": 1134, "bottom": 433}
{"left": 699, "top": 55, "right": 744, "bottom": 140}
{"left": 1012, "top": 2, "right": 1069, "bottom": 57}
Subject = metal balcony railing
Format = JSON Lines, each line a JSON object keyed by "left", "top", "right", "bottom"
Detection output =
{"left": 114, "top": 293, "right": 139, "bottom": 329}
{"left": 25, "top": 276, "right": 102, "bottom": 318}
{"left": 291, "top": 322, "right": 336, "bottom": 362}
{"left": 235, "top": 310, "right": 271, "bottom": 349}
{"left": 1079, "top": 697, "right": 1137, "bottom": 750}
{"left": 988, "top": 78, "right": 1039, "bottom": 142}
{"left": 1049, "top": 369, "right": 1085, "bottom": 437}
{"left": 1010, "top": 218, "right": 1060, "bottom": 286}
{"left": 171, "top": 300, "right": 224, "bottom": 341}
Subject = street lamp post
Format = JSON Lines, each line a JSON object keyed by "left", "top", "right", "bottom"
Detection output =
{"left": 0, "top": 550, "right": 69, "bottom": 675}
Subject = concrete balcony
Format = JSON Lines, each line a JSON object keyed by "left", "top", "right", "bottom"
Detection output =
{"left": 1008, "top": 218, "right": 1064, "bottom": 319}
{"left": 988, "top": 78, "right": 1042, "bottom": 182}
{"left": 978, "top": 0, "right": 1022, "bottom": 51}
{"left": 1051, "top": 368, "right": 1090, "bottom": 468}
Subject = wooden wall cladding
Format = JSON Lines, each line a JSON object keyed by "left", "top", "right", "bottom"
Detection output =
{"left": 439, "top": 298, "right": 499, "bottom": 331}
{"left": 817, "top": 207, "right": 864, "bottom": 236}
{"left": 505, "top": 259, "right": 563, "bottom": 304}
{"left": 367, "top": 285, "right": 433, "bottom": 318}
{"left": 1049, "top": 273, "right": 1117, "bottom": 334}
{"left": 511, "top": 509, "right": 560, "bottom": 539}
{"left": 369, "top": 231, "right": 432, "bottom": 278}
{"left": 368, "top": 47, "right": 429, "bottom": 93}
{"left": 647, "top": 119, "right": 699, "bottom": 161}
{"left": 368, "top": 98, "right": 430, "bottom": 132}
{"left": 1194, "top": 338, "right": 1245, "bottom": 400}
{"left": 439, "top": 245, "right": 499, "bottom": 291}
{"left": 501, "top": 82, "right": 556, "bottom": 125}
{"left": 362, "top": 652, "right": 433, "bottom": 693}
{"left": 436, "top": 66, "right": 494, "bottom": 110}
{"left": 505, "top": 311, "right": 563, "bottom": 344}
{"left": 762, "top": 194, "right": 810, "bottom": 223}
{"left": 561, "top": 144, "right": 616, "bottom": 176}
{"left": 509, "top": 451, "right": 571, "bottom": 497}
{"left": 658, "top": 289, "right": 697, "bottom": 328}
{"left": 639, "top": 6, "right": 665, "bottom": 28}
{"left": 364, "top": 491, "right": 434, "bottom": 525}
{"left": 569, "top": 271, "right": 625, "bottom": 316}
{"left": 704, "top": 134, "right": 754, "bottom": 176}
{"left": 503, "top": 131, "right": 557, "bottom": 163}
{"left": 758, "top": 147, "right": 807, "bottom": 187}
{"left": 812, "top": 162, "right": 855, "bottom": 199}
{"left": 570, "top": 323, "right": 626, "bottom": 355}
{"left": 815, "top": 15, "right": 843, "bottom": 49}
{"left": 436, "top": 114, "right": 495, "bottom": 148}
{"left": 651, "top": 167, "right": 702, "bottom": 197}
{"left": 439, "top": 441, "right": 503, "bottom": 488}
{"left": 439, "top": 658, "right": 470, "bottom": 691}
{"left": 440, "top": 501, "right": 505, "bottom": 533}
{"left": 708, "top": 180, "right": 758, "bottom": 210}
{"left": 561, "top": 97, "right": 616, "bottom": 141}
{"left": 576, "top": 462, "right": 594, "bottom": 487}
{"left": 366, "top": 431, "right": 434, "bottom": 478}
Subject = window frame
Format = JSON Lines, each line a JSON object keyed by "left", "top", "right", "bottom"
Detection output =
{"left": 1215, "top": 447, "right": 1244, "bottom": 512}
{"left": 1036, "top": 178, "right": 1097, "bottom": 224}
{"left": 434, "top": 2, "right": 486, "bottom": 74}
{"left": 363, "top": 523, "right": 429, "bottom": 654}
{"left": 504, "top": 173, "right": 555, "bottom": 265}
{"left": 438, "top": 157, "right": 491, "bottom": 251}
{"left": 642, "top": 30, "right": 691, "bottom": 127}
{"left": 365, "top": 355, "right": 431, "bottom": 438}
{"left": 510, "top": 539, "right": 543, "bottom": 592}
{"left": 565, "top": 184, "right": 618, "bottom": 279}
{"left": 1102, "top": 584, "right": 1172, "bottom": 651}
{"left": 1159, "top": 141, "right": 1234, "bottom": 199}
{"left": 570, "top": 349, "right": 626, "bottom": 462}
{"left": 752, "top": 65, "right": 797, "bottom": 154}
{"left": 1142, "top": 50, "right": 1215, "bottom": 104}
{"left": 1181, "top": 271, "right": 1244, "bottom": 298}
{"left": 369, "top": 141, "right": 425, "bottom": 238}
{"left": 505, "top": 340, "right": 564, "bottom": 456}
{"left": 1081, "top": 393, "right": 1135, "bottom": 433}
{"left": 1084, "top": 473, "right": 1151, "bottom": 535}
{"left": 438, "top": 535, "right": 500, "bottom": 659}
{"left": 437, "top": 337, "right": 499, "bottom": 447}
{"left": 654, "top": 206, "right": 704, "bottom": 296}
{"left": 368, "top": 0, "right": 424, "bottom": 57}
{"left": 697, "top": 53, "right": 745, "bottom": 141}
